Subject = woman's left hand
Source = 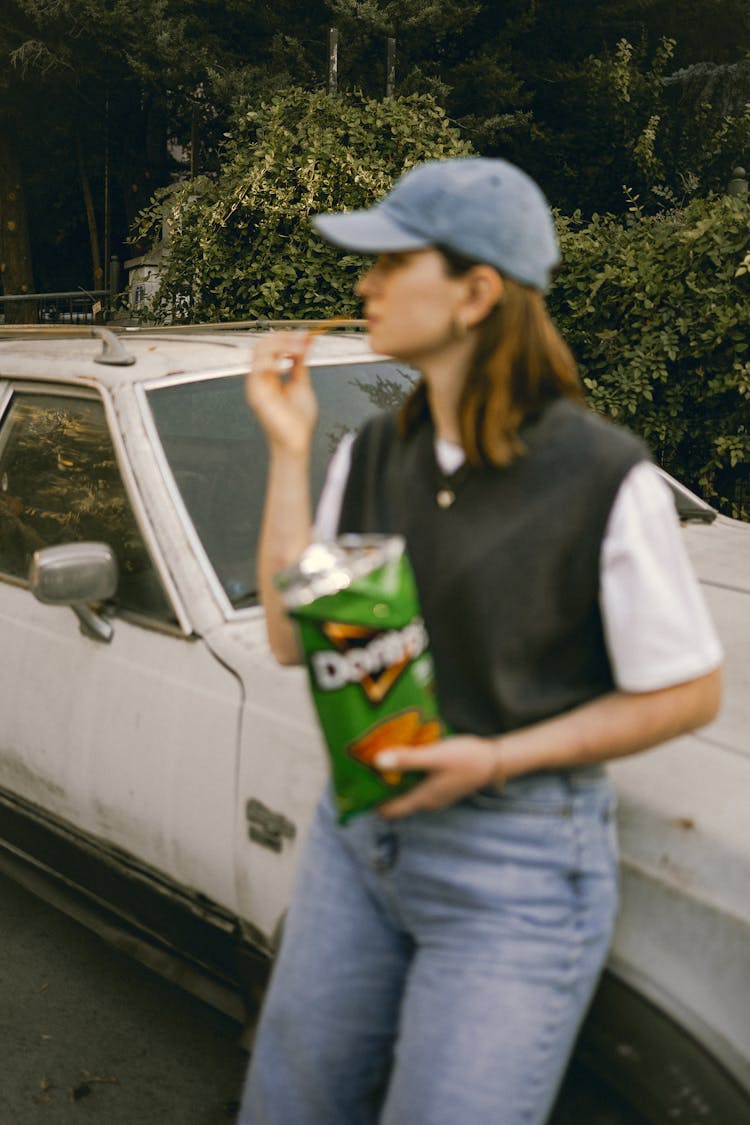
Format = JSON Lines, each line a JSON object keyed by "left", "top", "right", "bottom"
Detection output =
{"left": 374, "top": 736, "right": 504, "bottom": 819}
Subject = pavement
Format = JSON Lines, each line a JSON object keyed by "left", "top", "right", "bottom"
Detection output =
{"left": 0, "top": 871, "right": 247, "bottom": 1123}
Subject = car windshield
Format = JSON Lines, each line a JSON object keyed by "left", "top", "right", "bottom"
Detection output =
{"left": 146, "top": 360, "right": 417, "bottom": 609}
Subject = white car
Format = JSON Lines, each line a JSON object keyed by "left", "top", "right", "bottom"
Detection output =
{"left": 0, "top": 325, "right": 747, "bottom": 1122}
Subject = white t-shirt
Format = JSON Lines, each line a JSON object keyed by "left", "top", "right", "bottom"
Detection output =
{"left": 314, "top": 433, "right": 723, "bottom": 693}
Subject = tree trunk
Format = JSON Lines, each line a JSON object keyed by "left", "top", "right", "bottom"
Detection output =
{"left": 0, "top": 125, "right": 37, "bottom": 323}
{"left": 76, "top": 134, "right": 103, "bottom": 289}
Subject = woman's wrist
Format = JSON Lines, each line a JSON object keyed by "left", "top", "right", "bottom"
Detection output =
{"left": 486, "top": 731, "right": 539, "bottom": 787}
{"left": 268, "top": 437, "right": 312, "bottom": 464}
{"left": 486, "top": 737, "right": 510, "bottom": 788}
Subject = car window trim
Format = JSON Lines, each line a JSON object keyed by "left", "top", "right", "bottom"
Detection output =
{"left": 140, "top": 352, "right": 391, "bottom": 393}
{"left": 135, "top": 373, "right": 244, "bottom": 620}
{"left": 137, "top": 356, "right": 392, "bottom": 622}
{"left": 0, "top": 380, "right": 190, "bottom": 635}
{"left": 98, "top": 383, "right": 192, "bottom": 634}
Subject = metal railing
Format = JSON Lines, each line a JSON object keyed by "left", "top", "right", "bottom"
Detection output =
{"left": 0, "top": 289, "right": 114, "bottom": 325}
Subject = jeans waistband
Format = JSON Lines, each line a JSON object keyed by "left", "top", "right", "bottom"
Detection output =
{"left": 494, "top": 764, "right": 608, "bottom": 803}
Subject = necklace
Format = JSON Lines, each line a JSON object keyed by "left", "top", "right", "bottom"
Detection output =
{"left": 430, "top": 429, "right": 470, "bottom": 509}
{"left": 433, "top": 458, "right": 471, "bottom": 509}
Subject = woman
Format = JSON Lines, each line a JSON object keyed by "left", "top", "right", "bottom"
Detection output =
{"left": 240, "top": 157, "right": 722, "bottom": 1125}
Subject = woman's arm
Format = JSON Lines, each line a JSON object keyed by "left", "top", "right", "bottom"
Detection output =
{"left": 257, "top": 449, "right": 311, "bottom": 664}
{"left": 246, "top": 333, "right": 317, "bottom": 665}
{"left": 373, "top": 666, "right": 722, "bottom": 818}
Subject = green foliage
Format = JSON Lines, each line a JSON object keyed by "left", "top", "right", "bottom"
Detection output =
{"left": 583, "top": 36, "right": 675, "bottom": 188}
{"left": 548, "top": 196, "right": 750, "bottom": 517}
{"left": 137, "top": 87, "right": 472, "bottom": 322}
{"left": 7, "top": 0, "right": 750, "bottom": 293}
{"left": 564, "top": 43, "right": 750, "bottom": 213}
{"left": 478, "top": 11, "right": 750, "bottom": 214}
{"left": 659, "top": 66, "right": 750, "bottom": 204}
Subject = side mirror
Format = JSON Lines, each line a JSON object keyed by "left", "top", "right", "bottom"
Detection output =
{"left": 29, "top": 542, "right": 119, "bottom": 643}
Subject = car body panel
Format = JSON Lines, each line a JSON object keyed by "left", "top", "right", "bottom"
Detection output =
{"left": 607, "top": 515, "right": 750, "bottom": 1095}
{"left": 0, "top": 577, "right": 242, "bottom": 910}
{"left": 205, "top": 619, "right": 325, "bottom": 945}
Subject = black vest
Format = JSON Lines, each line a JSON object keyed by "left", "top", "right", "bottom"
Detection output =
{"left": 338, "top": 397, "right": 649, "bottom": 737}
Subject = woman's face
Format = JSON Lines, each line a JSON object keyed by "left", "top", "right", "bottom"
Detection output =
{"left": 356, "top": 249, "right": 468, "bottom": 365}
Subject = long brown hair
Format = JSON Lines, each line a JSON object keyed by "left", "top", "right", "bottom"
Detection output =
{"left": 398, "top": 249, "right": 583, "bottom": 467}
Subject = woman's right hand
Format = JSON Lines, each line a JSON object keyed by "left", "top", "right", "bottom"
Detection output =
{"left": 245, "top": 331, "right": 318, "bottom": 457}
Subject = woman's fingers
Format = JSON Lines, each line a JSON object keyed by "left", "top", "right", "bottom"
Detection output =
{"left": 248, "top": 332, "right": 309, "bottom": 395}
{"left": 373, "top": 745, "right": 446, "bottom": 774}
{"left": 373, "top": 737, "right": 502, "bottom": 819}
{"left": 245, "top": 331, "right": 318, "bottom": 451}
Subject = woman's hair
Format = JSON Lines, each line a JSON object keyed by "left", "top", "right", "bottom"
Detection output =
{"left": 398, "top": 248, "right": 583, "bottom": 467}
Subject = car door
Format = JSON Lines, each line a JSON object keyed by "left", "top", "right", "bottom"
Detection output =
{"left": 0, "top": 382, "right": 241, "bottom": 915}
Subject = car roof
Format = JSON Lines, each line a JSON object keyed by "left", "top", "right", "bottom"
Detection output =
{"left": 3, "top": 324, "right": 749, "bottom": 590}
{"left": 0, "top": 324, "right": 375, "bottom": 388}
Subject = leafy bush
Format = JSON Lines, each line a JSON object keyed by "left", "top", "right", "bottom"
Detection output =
{"left": 533, "top": 36, "right": 750, "bottom": 216}
{"left": 549, "top": 196, "right": 750, "bottom": 517}
{"left": 136, "top": 87, "right": 472, "bottom": 322}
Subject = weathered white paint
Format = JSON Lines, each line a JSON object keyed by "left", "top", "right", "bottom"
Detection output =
{"left": 609, "top": 513, "right": 750, "bottom": 1090}
{"left": 0, "top": 582, "right": 241, "bottom": 910}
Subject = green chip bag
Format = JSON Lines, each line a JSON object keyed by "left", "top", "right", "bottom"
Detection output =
{"left": 275, "top": 535, "right": 444, "bottom": 822}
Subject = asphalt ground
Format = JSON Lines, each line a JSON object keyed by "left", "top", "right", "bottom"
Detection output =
{"left": 0, "top": 870, "right": 247, "bottom": 1124}
{"left": 0, "top": 868, "right": 642, "bottom": 1125}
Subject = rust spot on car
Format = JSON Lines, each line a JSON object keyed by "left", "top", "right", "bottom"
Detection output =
{"left": 670, "top": 817, "right": 696, "bottom": 831}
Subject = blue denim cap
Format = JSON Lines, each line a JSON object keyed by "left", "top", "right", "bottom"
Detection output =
{"left": 312, "top": 157, "right": 560, "bottom": 292}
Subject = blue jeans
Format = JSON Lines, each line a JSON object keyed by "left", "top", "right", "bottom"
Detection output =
{"left": 239, "top": 770, "right": 619, "bottom": 1125}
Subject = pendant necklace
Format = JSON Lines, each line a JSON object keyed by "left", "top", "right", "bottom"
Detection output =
{"left": 433, "top": 459, "right": 471, "bottom": 510}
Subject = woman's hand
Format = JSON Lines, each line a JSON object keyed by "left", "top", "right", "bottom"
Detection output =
{"left": 374, "top": 735, "right": 504, "bottom": 819}
{"left": 246, "top": 331, "right": 318, "bottom": 457}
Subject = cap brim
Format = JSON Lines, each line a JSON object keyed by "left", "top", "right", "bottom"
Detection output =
{"left": 311, "top": 207, "right": 429, "bottom": 254}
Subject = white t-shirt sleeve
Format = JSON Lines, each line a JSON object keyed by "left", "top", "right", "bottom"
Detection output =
{"left": 313, "top": 432, "right": 355, "bottom": 540}
{"left": 600, "top": 461, "right": 723, "bottom": 691}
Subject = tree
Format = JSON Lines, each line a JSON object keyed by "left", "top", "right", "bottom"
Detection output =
{"left": 315, "top": 1, "right": 750, "bottom": 214}
{"left": 0, "top": 0, "right": 331, "bottom": 294}
{"left": 5, "top": 0, "right": 750, "bottom": 296}
{"left": 0, "top": 0, "right": 164, "bottom": 297}
{"left": 0, "top": 125, "right": 36, "bottom": 322}
{"left": 0, "top": 1, "right": 40, "bottom": 318}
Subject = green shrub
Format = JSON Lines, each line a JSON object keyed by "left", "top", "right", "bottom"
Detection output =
{"left": 136, "top": 87, "right": 472, "bottom": 322}
{"left": 549, "top": 196, "right": 750, "bottom": 517}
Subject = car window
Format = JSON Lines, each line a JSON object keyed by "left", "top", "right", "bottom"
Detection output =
{"left": 0, "top": 391, "right": 175, "bottom": 623}
{"left": 146, "top": 360, "right": 417, "bottom": 609}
